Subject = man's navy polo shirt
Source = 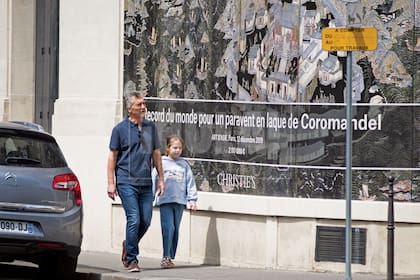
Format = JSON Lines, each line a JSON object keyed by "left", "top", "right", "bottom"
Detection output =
{"left": 109, "top": 117, "right": 161, "bottom": 186}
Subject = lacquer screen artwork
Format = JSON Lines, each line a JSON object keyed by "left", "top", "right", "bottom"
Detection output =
{"left": 124, "top": 0, "right": 419, "bottom": 201}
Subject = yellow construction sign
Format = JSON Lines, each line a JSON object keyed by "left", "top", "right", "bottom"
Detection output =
{"left": 322, "top": 27, "right": 378, "bottom": 51}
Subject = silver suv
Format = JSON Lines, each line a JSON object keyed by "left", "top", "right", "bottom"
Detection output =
{"left": 0, "top": 121, "right": 83, "bottom": 277}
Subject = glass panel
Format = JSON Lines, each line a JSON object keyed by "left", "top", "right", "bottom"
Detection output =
{"left": 0, "top": 134, "right": 66, "bottom": 168}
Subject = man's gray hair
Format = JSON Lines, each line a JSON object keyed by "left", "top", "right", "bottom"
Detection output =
{"left": 123, "top": 80, "right": 147, "bottom": 109}
{"left": 124, "top": 91, "right": 145, "bottom": 109}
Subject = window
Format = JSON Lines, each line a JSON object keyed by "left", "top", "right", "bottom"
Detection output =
{"left": 0, "top": 133, "right": 66, "bottom": 168}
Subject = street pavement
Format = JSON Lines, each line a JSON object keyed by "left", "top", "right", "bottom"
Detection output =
{"left": 76, "top": 251, "right": 419, "bottom": 280}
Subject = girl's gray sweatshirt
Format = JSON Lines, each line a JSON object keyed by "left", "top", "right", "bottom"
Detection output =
{"left": 152, "top": 156, "right": 198, "bottom": 206}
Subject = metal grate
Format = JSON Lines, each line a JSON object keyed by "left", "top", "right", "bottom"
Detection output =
{"left": 315, "top": 226, "right": 366, "bottom": 265}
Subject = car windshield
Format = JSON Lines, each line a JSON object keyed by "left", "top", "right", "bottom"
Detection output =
{"left": 0, "top": 133, "right": 67, "bottom": 168}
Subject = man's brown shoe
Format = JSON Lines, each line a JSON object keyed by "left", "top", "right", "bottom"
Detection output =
{"left": 122, "top": 240, "right": 128, "bottom": 268}
{"left": 127, "top": 261, "right": 141, "bottom": 272}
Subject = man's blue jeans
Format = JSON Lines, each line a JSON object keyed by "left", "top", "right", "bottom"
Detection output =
{"left": 159, "top": 203, "right": 184, "bottom": 259}
{"left": 117, "top": 184, "right": 153, "bottom": 264}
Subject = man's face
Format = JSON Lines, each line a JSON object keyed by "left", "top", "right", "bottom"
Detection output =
{"left": 128, "top": 96, "right": 147, "bottom": 118}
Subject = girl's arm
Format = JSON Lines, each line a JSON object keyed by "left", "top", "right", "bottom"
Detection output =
{"left": 185, "top": 162, "right": 198, "bottom": 210}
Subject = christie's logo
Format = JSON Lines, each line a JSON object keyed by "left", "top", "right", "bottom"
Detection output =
{"left": 217, "top": 171, "right": 256, "bottom": 193}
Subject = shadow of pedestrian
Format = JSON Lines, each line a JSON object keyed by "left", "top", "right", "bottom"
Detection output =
{"left": 204, "top": 207, "right": 220, "bottom": 265}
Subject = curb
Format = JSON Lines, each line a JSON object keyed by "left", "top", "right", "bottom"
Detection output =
{"left": 99, "top": 272, "right": 195, "bottom": 280}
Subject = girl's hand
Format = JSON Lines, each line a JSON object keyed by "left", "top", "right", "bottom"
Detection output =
{"left": 187, "top": 201, "right": 197, "bottom": 210}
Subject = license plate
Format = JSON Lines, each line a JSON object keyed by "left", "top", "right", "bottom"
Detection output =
{"left": 0, "top": 220, "right": 34, "bottom": 235}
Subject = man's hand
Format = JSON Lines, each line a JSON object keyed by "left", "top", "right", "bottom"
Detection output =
{"left": 107, "top": 183, "right": 118, "bottom": 201}
{"left": 157, "top": 178, "right": 165, "bottom": 196}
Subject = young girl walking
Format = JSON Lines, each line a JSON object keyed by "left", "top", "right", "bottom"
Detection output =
{"left": 152, "top": 134, "right": 198, "bottom": 268}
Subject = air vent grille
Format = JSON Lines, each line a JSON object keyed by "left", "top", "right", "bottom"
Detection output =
{"left": 315, "top": 226, "right": 366, "bottom": 265}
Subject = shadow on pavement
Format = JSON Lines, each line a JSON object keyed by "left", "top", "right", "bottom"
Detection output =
{"left": 0, "top": 262, "right": 103, "bottom": 280}
{"left": 0, "top": 263, "right": 36, "bottom": 280}
{"left": 139, "top": 263, "right": 217, "bottom": 271}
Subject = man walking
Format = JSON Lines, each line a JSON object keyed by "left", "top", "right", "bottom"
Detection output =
{"left": 107, "top": 91, "right": 164, "bottom": 272}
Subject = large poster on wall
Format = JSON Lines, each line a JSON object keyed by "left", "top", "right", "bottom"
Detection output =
{"left": 124, "top": 0, "right": 419, "bottom": 201}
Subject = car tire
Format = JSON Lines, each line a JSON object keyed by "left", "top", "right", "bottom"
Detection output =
{"left": 39, "top": 254, "right": 78, "bottom": 279}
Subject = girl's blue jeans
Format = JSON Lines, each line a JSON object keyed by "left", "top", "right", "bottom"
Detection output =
{"left": 159, "top": 203, "right": 185, "bottom": 259}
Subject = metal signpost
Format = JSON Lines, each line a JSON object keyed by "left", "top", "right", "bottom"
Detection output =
{"left": 386, "top": 176, "right": 395, "bottom": 280}
{"left": 321, "top": 27, "right": 377, "bottom": 280}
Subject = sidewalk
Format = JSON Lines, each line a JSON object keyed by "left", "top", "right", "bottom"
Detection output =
{"left": 77, "top": 251, "right": 419, "bottom": 280}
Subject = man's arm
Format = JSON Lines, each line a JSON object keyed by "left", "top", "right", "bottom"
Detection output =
{"left": 152, "top": 149, "right": 165, "bottom": 196}
{"left": 107, "top": 150, "right": 119, "bottom": 200}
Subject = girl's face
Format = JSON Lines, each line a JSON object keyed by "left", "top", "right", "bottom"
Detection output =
{"left": 167, "top": 139, "right": 183, "bottom": 160}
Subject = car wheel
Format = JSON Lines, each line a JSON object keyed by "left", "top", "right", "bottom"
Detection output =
{"left": 39, "top": 254, "right": 78, "bottom": 279}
